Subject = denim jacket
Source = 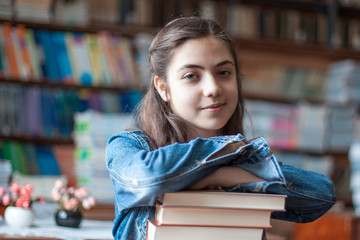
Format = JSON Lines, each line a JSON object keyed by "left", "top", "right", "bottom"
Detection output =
{"left": 106, "top": 130, "right": 335, "bottom": 240}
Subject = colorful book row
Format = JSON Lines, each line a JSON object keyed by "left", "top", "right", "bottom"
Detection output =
{"left": 3, "top": 1, "right": 360, "bottom": 51}
{"left": 0, "top": 22, "right": 138, "bottom": 87}
{"left": 0, "top": 83, "right": 142, "bottom": 139}
{"left": 0, "top": 140, "right": 61, "bottom": 176}
{"left": 242, "top": 63, "right": 327, "bottom": 101}
{"left": 245, "top": 100, "right": 356, "bottom": 153}
{"left": 0, "top": 140, "right": 80, "bottom": 190}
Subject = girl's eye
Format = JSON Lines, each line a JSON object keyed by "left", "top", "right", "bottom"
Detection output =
{"left": 218, "top": 70, "right": 231, "bottom": 77}
{"left": 183, "top": 73, "right": 198, "bottom": 81}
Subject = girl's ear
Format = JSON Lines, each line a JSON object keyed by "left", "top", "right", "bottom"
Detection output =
{"left": 154, "top": 75, "right": 169, "bottom": 102}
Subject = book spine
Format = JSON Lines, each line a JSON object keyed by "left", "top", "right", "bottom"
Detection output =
{"left": 17, "top": 25, "right": 33, "bottom": 80}
{"left": 24, "top": 28, "right": 43, "bottom": 81}
{"left": 2, "top": 23, "right": 19, "bottom": 79}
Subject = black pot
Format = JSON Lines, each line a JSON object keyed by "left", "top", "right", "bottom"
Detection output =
{"left": 55, "top": 209, "right": 83, "bottom": 228}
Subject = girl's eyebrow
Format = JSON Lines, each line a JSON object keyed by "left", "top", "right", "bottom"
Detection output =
{"left": 177, "top": 60, "right": 234, "bottom": 73}
{"left": 216, "top": 60, "right": 234, "bottom": 67}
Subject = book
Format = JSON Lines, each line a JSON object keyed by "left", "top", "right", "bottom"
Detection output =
{"left": 24, "top": 28, "right": 43, "bottom": 81}
{"left": 155, "top": 203, "right": 273, "bottom": 228}
{"left": 0, "top": 159, "right": 12, "bottom": 188}
{"left": 34, "top": 29, "right": 61, "bottom": 82}
{"left": 159, "top": 191, "right": 286, "bottom": 211}
{"left": 11, "top": 172, "right": 67, "bottom": 200}
{"left": 22, "top": 143, "right": 40, "bottom": 175}
{"left": 16, "top": 25, "right": 33, "bottom": 80}
{"left": 71, "top": 33, "right": 94, "bottom": 86}
{"left": 35, "top": 145, "right": 61, "bottom": 175}
{"left": 146, "top": 220, "right": 264, "bottom": 240}
{"left": 51, "top": 31, "right": 74, "bottom": 82}
{"left": 297, "top": 103, "right": 326, "bottom": 153}
{"left": 2, "top": 141, "right": 27, "bottom": 174}
{"left": 0, "top": 23, "right": 10, "bottom": 78}
{"left": 53, "top": 145, "right": 76, "bottom": 187}
{"left": 2, "top": 23, "right": 19, "bottom": 78}
{"left": 85, "top": 33, "right": 102, "bottom": 86}
{"left": 97, "top": 31, "right": 121, "bottom": 86}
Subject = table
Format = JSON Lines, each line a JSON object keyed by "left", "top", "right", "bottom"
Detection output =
{"left": 0, "top": 216, "right": 113, "bottom": 240}
{"left": 0, "top": 203, "right": 114, "bottom": 240}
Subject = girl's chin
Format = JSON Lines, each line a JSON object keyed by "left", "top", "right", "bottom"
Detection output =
{"left": 191, "top": 127, "right": 224, "bottom": 139}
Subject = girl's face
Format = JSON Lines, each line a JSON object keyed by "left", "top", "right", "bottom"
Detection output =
{"left": 155, "top": 36, "right": 239, "bottom": 140}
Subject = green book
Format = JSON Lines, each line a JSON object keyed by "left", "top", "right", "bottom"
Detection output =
{"left": 23, "top": 143, "right": 40, "bottom": 175}
{"left": 2, "top": 141, "right": 27, "bottom": 174}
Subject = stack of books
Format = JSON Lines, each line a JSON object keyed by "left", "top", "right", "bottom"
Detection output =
{"left": 147, "top": 191, "right": 286, "bottom": 240}
{"left": 325, "top": 59, "right": 360, "bottom": 105}
{"left": 0, "top": 159, "right": 12, "bottom": 189}
{"left": 14, "top": 0, "right": 54, "bottom": 23}
{"left": 73, "top": 109, "right": 136, "bottom": 203}
{"left": 0, "top": 0, "right": 13, "bottom": 19}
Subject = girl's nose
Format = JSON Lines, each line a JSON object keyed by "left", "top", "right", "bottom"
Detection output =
{"left": 202, "top": 74, "right": 222, "bottom": 97}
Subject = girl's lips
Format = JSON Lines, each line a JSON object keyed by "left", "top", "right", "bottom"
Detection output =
{"left": 201, "top": 103, "right": 226, "bottom": 112}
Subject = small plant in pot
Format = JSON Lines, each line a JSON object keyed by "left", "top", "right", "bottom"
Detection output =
{"left": 51, "top": 179, "right": 96, "bottom": 228}
{"left": 0, "top": 183, "right": 45, "bottom": 228}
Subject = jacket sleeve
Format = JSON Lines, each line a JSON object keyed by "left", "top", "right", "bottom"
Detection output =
{"left": 220, "top": 137, "right": 335, "bottom": 223}
{"left": 266, "top": 165, "right": 336, "bottom": 223}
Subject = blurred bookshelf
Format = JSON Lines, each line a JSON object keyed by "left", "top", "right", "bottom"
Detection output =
{"left": 0, "top": 1, "right": 360, "bottom": 237}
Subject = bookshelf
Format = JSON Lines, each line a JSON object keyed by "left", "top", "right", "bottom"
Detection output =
{"left": 0, "top": 0, "right": 359, "bottom": 238}
{"left": 0, "top": 0, "right": 358, "bottom": 207}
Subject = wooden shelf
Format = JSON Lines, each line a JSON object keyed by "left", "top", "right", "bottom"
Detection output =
{"left": 270, "top": 145, "right": 349, "bottom": 156}
{"left": 0, "top": 135, "right": 73, "bottom": 145}
{"left": 0, "top": 77, "right": 138, "bottom": 93}
{"left": 339, "top": 5, "right": 360, "bottom": 18}
{"left": 236, "top": 38, "right": 360, "bottom": 61}
{"left": 241, "top": 0, "right": 328, "bottom": 12}
{"left": 2, "top": 16, "right": 360, "bottom": 62}
{"left": 244, "top": 92, "right": 323, "bottom": 105}
{"left": 0, "top": 18, "right": 158, "bottom": 36}
{"left": 83, "top": 203, "right": 115, "bottom": 221}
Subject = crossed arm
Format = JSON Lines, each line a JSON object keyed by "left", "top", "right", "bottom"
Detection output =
{"left": 188, "top": 141, "right": 266, "bottom": 190}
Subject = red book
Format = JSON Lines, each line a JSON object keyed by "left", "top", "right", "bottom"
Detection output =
{"left": 2, "top": 23, "right": 19, "bottom": 78}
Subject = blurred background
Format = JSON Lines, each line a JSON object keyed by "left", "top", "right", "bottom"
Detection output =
{"left": 0, "top": 0, "right": 360, "bottom": 239}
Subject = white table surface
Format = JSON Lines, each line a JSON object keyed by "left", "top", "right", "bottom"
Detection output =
{"left": 0, "top": 203, "right": 114, "bottom": 240}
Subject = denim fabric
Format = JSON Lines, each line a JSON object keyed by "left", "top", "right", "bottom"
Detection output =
{"left": 106, "top": 130, "right": 336, "bottom": 240}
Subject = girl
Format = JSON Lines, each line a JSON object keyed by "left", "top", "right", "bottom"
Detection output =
{"left": 106, "top": 16, "right": 335, "bottom": 240}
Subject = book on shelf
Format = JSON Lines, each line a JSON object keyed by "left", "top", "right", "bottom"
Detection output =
{"left": 14, "top": 0, "right": 53, "bottom": 23}
{"left": 11, "top": 172, "right": 67, "bottom": 200}
{"left": 0, "top": 159, "right": 12, "bottom": 189}
{"left": 54, "top": 0, "right": 89, "bottom": 26}
{"left": 158, "top": 191, "right": 287, "bottom": 211}
{"left": 2, "top": 23, "right": 19, "bottom": 79}
{"left": 146, "top": 220, "right": 265, "bottom": 240}
{"left": 0, "top": 24, "right": 8, "bottom": 78}
{"left": 155, "top": 203, "right": 273, "bottom": 228}
{"left": 17, "top": 25, "right": 33, "bottom": 80}
{"left": 72, "top": 33, "right": 94, "bottom": 86}
{"left": 12, "top": 25, "right": 28, "bottom": 80}
{"left": 24, "top": 28, "right": 43, "bottom": 81}
{"left": 51, "top": 31, "right": 74, "bottom": 83}
{"left": 35, "top": 29, "right": 62, "bottom": 82}
{"left": 297, "top": 103, "right": 326, "bottom": 153}
{"left": 0, "top": 0, "right": 13, "bottom": 19}
{"left": 0, "top": 23, "right": 139, "bottom": 87}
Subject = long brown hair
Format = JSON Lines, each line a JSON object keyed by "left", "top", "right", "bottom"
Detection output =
{"left": 136, "top": 16, "right": 245, "bottom": 149}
